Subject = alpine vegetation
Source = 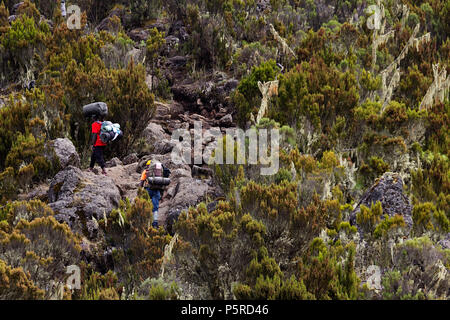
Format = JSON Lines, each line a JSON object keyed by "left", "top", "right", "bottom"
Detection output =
{"left": 0, "top": 0, "right": 448, "bottom": 301}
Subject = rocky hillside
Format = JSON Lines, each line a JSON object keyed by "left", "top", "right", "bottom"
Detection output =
{"left": 0, "top": 0, "right": 449, "bottom": 300}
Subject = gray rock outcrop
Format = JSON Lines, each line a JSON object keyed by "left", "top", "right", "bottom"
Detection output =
{"left": 351, "top": 172, "right": 413, "bottom": 231}
{"left": 47, "top": 138, "right": 80, "bottom": 169}
{"left": 143, "top": 122, "right": 176, "bottom": 154}
{"left": 48, "top": 166, "right": 121, "bottom": 239}
{"left": 105, "top": 157, "right": 123, "bottom": 168}
{"left": 122, "top": 153, "right": 139, "bottom": 165}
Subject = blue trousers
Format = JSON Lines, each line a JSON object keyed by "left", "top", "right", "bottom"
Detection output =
{"left": 146, "top": 188, "right": 161, "bottom": 213}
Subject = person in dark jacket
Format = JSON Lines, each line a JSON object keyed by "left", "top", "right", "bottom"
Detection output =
{"left": 90, "top": 115, "right": 107, "bottom": 175}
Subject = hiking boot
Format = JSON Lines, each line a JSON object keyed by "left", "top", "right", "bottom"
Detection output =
{"left": 152, "top": 221, "right": 159, "bottom": 229}
{"left": 89, "top": 167, "right": 97, "bottom": 174}
{"left": 102, "top": 168, "right": 107, "bottom": 175}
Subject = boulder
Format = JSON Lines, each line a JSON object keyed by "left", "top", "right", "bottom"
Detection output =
{"left": 122, "top": 153, "right": 139, "bottom": 165}
{"left": 105, "top": 157, "right": 123, "bottom": 168}
{"left": 96, "top": 7, "right": 132, "bottom": 32}
{"left": 223, "top": 79, "right": 239, "bottom": 92}
{"left": 162, "top": 174, "right": 224, "bottom": 234}
{"left": 12, "top": 2, "right": 24, "bottom": 14}
{"left": 438, "top": 233, "right": 450, "bottom": 250}
{"left": 166, "top": 208, "right": 183, "bottom": 236}
{"left": 8, "top": 15, "right": 17, "bottom": 23}
{"left": 167, "top": 56, "right": 188, "bottom": 68}
{"left": 172, "top": 75, "right": 238, "bottom": 114}
{"left": 159, "top": 176, "right": 210, "bottom": 224}
{"left": 350, "top": 172, "right": 413, "bottom": 231}
{"left": 192, "top": 165, "right": 213, "bottom": 177}
{"left": 47, "top": 138, "right": 80, "bottom": 169}
{"left": 143, "top": 122, "right": 176, "bottom": 155}
{"left": 128, "top": 28, "right": 150, "bottom": 42}
{"left": 105, "top": 163, "right": 142, "bottom": 202}
{"left": 18, "top": 183, "right": 49, "bottom": 202}
{"left": 207, "top": 201, "right": 219, "bottom": 213}
{"left": 96, "top": 16, "right": 120, "bottom": 33}
{"left": 165, "top": 35, "right": 180, "bottom": 51}
{"left": 218, "top": 114, "right": 233, "bottom": 127}
{"left": 144, "top": 123, "right": 169, "bottom": 142}
{"left": 48, "top": 166, "right": 121, "bottom": 239}
{"left": 172, "top": 82, "right": 201, "bottom": 105}
{"left": 154, "top": 100, "right": 184, "bottom": 120}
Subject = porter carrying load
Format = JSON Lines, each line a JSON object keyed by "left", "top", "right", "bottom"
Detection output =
{"left": 144, "top": 161, "right": 171, "bottom": 190}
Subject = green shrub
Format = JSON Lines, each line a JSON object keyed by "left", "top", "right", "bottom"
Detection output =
{"left": 320, "top": 151, "right": 338, "bottom": 170}
{"left": 0, "top": 258, "right": 45, "bottom": 299}
{"left": 0, "top": 210, "right": 81, "bottom": 299}
{"left": 233, "top": 60, "right": 279, "bottom": 126}
{"left": 136, "top": 277, "right": 179, "bottom": 300}
{"left": 358, "top": 157, "right": 389, "bottom": 187}
{"left": 356, "top": 201, "right": 383, "bottom": 235}
{"left": 412, "top": 202, "right": 450, "bottom": 235}
{"left": 0, "top": 14, "right": 49, "bottom": 78}
{"left": 0, "top": 2, "right": 9, "bottom": 33}
{"left": 373, "top": 214, "right": 406, "bottom": 239}
{"left": 381, "top": 270, "right": 426, "bottom": 300}
{"left": 270, "top": 57, "right": 359, "bottom": 131}
{"left": 104, "top": 196, "right": 171, "bottom": 297}
{"left": 129, "top": 0, "right": 162, "bottom": 26}
{"left": 78, "top": 270, "right": 120, "bottom": 300}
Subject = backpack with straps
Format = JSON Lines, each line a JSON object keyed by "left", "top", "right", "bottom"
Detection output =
{"left": 147, "top": 162, "right": 170, "bottom": 189}
{"left": 99, "top": 121, "right": 123, "bottom": 144}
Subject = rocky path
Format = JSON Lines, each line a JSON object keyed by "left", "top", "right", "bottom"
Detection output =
{"left": 18, "top": 52, "right": 239, "bottom": 241}
{"left": 23, "top": 94, "right": 232, "bottom": 240}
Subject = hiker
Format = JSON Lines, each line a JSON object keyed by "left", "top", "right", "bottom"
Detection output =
{"left": 90, "top": 114, "right": 107, "bottom": 175}
{"left": 140, "top": 160, "right": 171, "bottom": 229}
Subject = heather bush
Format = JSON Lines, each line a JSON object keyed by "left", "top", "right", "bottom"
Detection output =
{"left": 232, "top": 59, "right": 279, "bottom": 126}
{"left": 183, "top": 8, "right": 232, "bottom": 70}
{"left": 129, "top": 0, "right": 163, "bottom": 26}
{"left": 0, "top": 200, "right": 81, "bottom": 299}
{"left": 412, "top": 202, "right": 449, "bottom": 236}
{"left": 0, "top": 13, "right": 49, "bottom": 83}
{"left": 0, "top": 258, "right": 44, "bottom": 299}
{"left": 231, "top": 42, "right": 277, "bottom": 79}
{"left": 0, "top": 2, "right": 9, "bottom": 33}
{"left": 103, "top": 194, "right": 171, "bottom": 297}
{"left": 60, "top": 52, "right": 155, "bottom": 158}
{"left": 77, "top": 269, "right": 120, "bottom": 300}
{"left": 30, "top": 0, "right": 60, "bottom": 19}
{"left": 168, "top": 172, "right": 360, "bottom": 299}
{"left": 137, "top": 277, "right": 180, "bottom": 300}
{"left": 269, "top": 57, "right": 359, "bottom": 131}
{"left": 358, "top": 157, "right": 390, "bottom": 187}
{"left": 385, "top": 237, "right": 450, "bottom": 299}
